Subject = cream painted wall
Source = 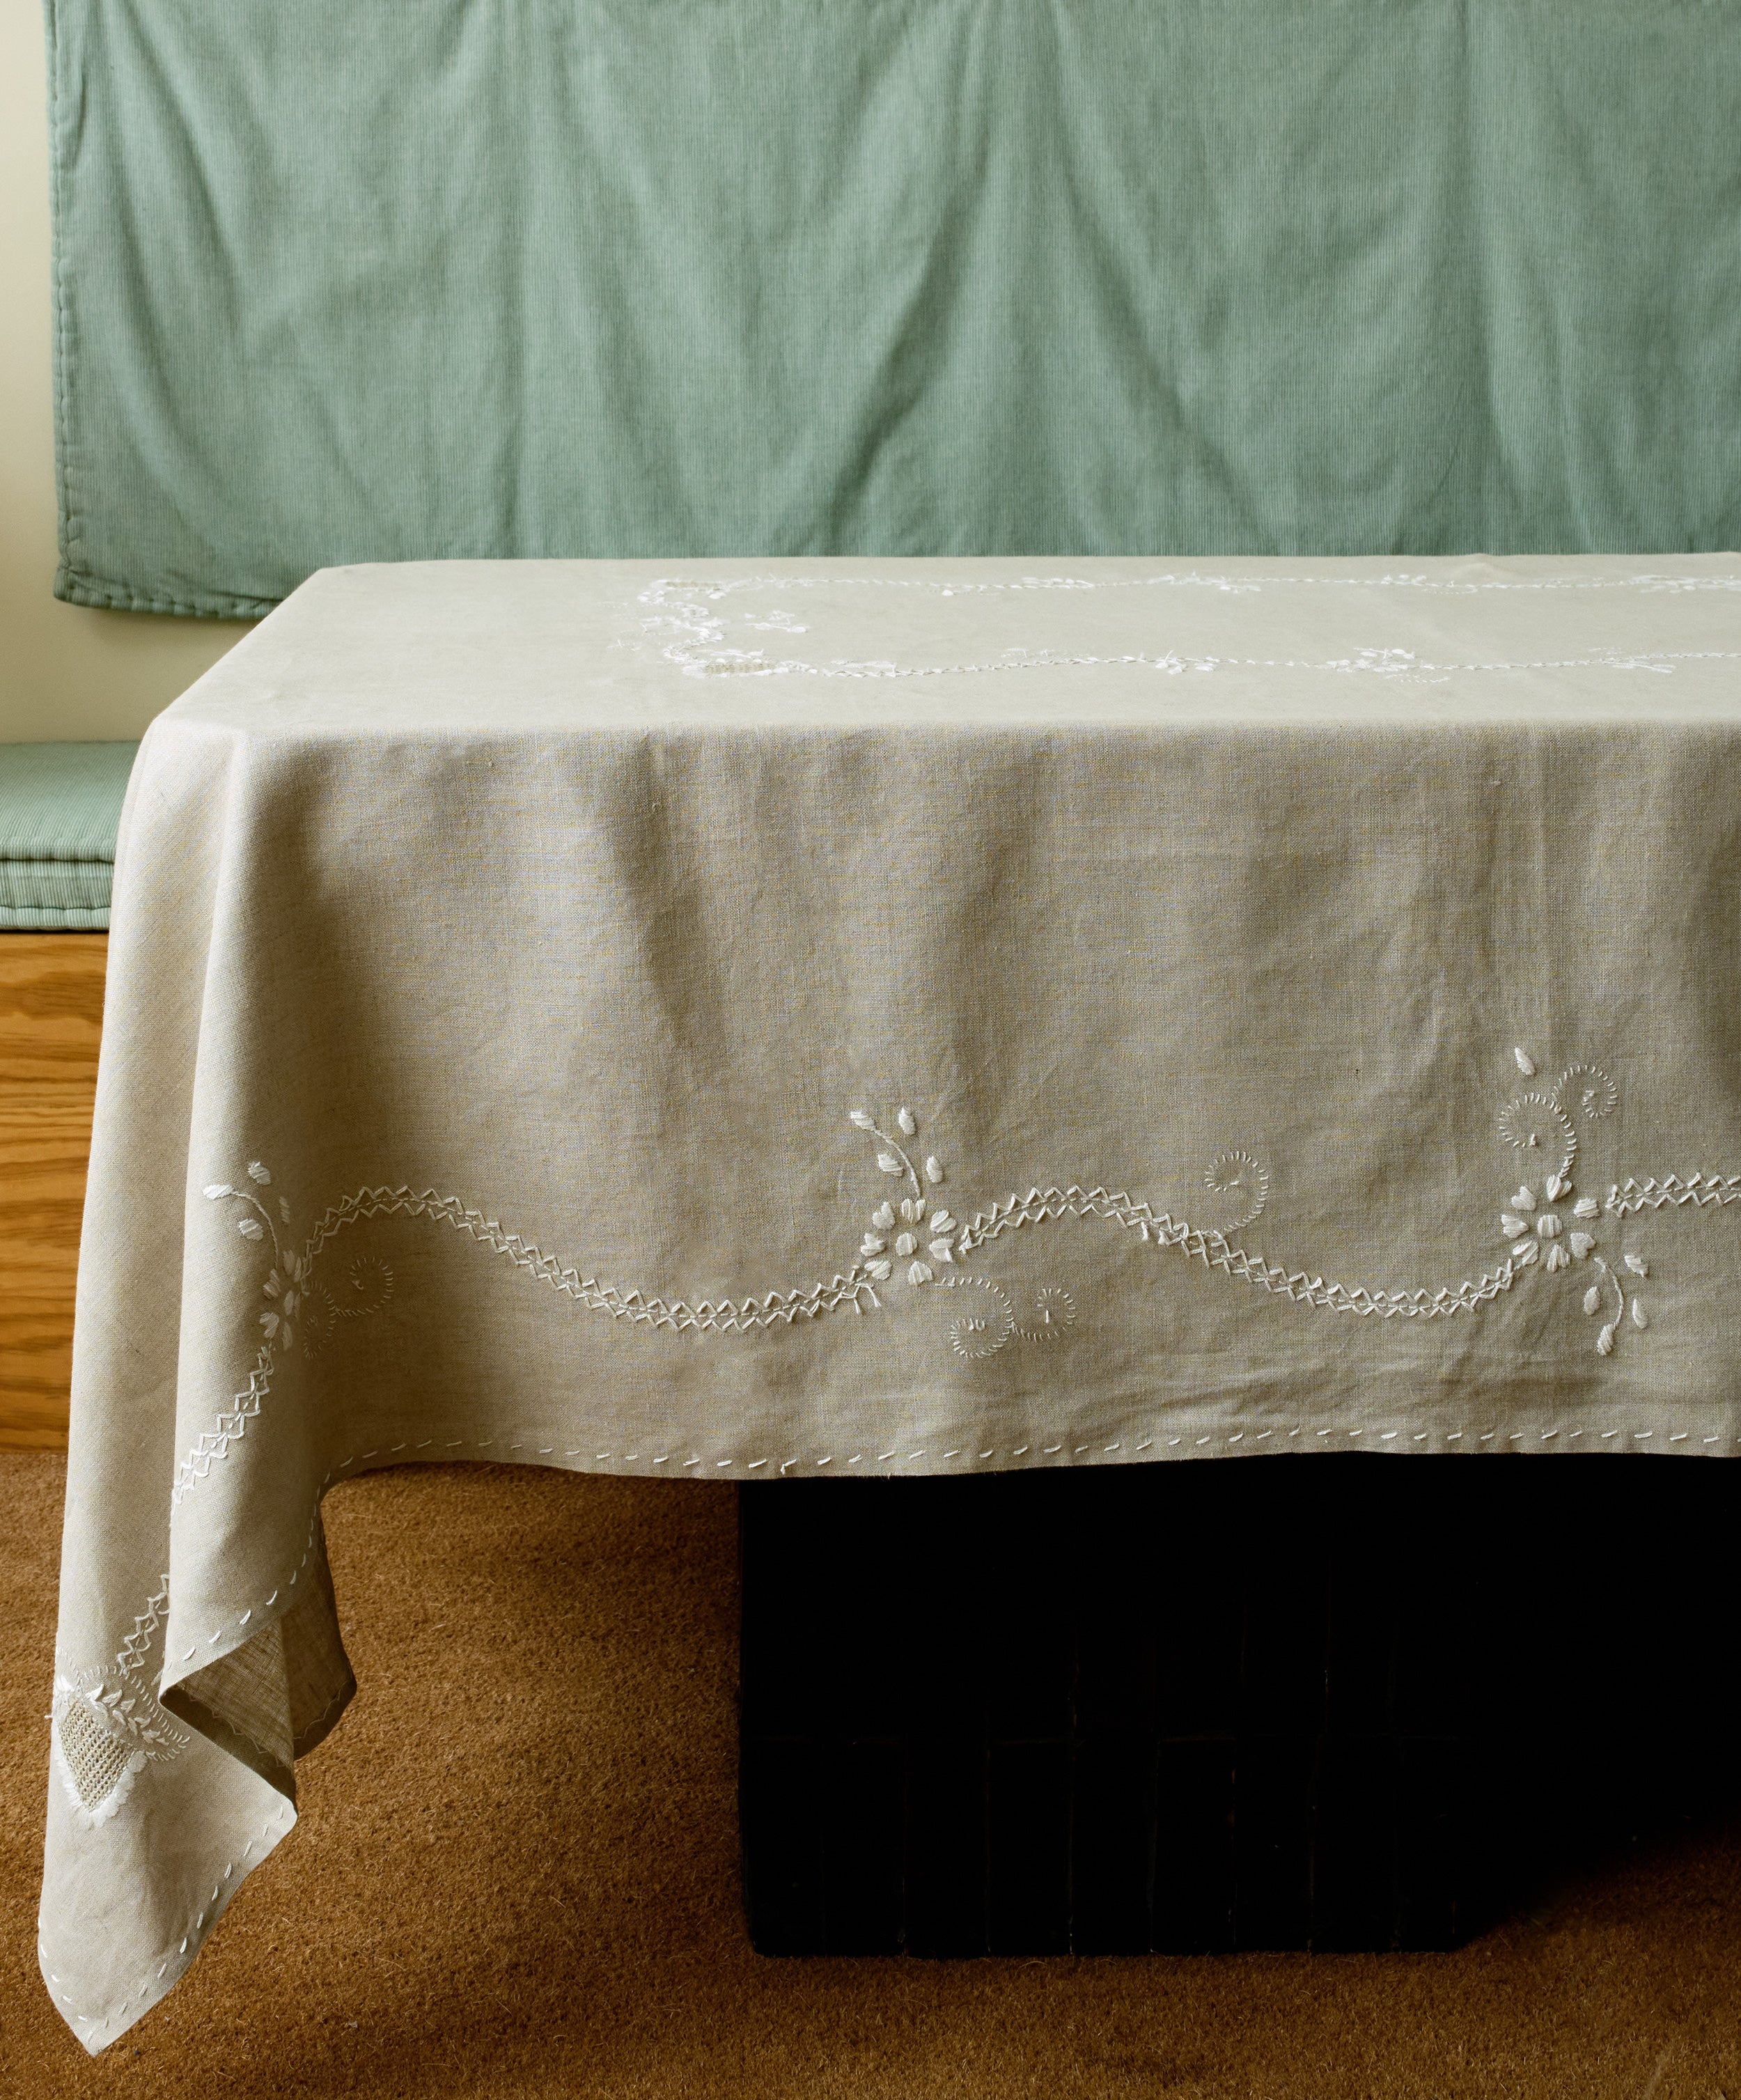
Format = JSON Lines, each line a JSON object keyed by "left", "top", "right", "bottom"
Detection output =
{"left": 1, "top": 0, "right": 253, "bottom": 744}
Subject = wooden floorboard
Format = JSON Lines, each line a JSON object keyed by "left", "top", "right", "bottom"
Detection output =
{"left": 0, "top": 934, "right": 106, "bottom": 1450}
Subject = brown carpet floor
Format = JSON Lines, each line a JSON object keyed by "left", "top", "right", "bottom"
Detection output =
{"left": 3, "top": 1451, "right": 1740, "bottom": 2099}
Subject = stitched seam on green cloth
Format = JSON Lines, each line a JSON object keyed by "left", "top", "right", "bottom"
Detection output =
{"left": 54, "top": 568, "right": 280, "bottom": 620}
{"left": 0, "top": 868, "right": 113, "bottom": 910}
{"left": 0, "top": 852, "right": 117, "bottom": 865}
{"left": 0, "top": 910, "right": 111, "bottom": 928}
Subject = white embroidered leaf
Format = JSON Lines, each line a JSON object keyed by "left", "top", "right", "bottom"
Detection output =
{"left": 1513, "top": 1047, "right": 1536, "bottom": 1076}
{"left": 263, "top": 1273, "right": 280, "bottom": 1298}
{"left": 1545, "top": 1173, "right": 1569, "bottom": 1201}
{"left": 1544, "top": 1243, "right": 1568, "bottom": 1271}
{"left": 866, "top": 1259, "right": 892, "bottom": 1281}
{"left": 203, "top": 1183, "right": 231, "bottom": 1200}
{"left": 850, "top": 1110, "right": 875, "bottom": 1129}
{"left": 1536, "top": 1214, "right": 1560, "bottom": 1238}
{"left": 1631, "top": 1300, "right": 1648, "bottom": 1330}
{"left": 928, "top": 1240, "right": 955, "bottom": 1263}
{"left": 1500, "top": 1215, "right": 1528, "bottom": 1238}
{"left": 897, "top": 1107, "right": 916, "bottom": 1135}
{"left": 279, "top": 1199, "right": 291, "bottom": 1224}
{"left": 895, "top": 1233, "right": 917, "bottom": 1257}
{"left": 860, "top": 1236, "right": 885, "bottom": 1257}
{"left": 1512, "top": 1187, "right": 1536, "bottom": 1211}
{"left": 900, "top": 1198, "right": 921, "bottom": 1222}
{"left": 907, "top": 1260, "right": 933, "bottom": 1286}
{"left": 928, "top": 1211, "right": 954, "bottom": 1234}
{"left": 1583, "top": 1286, "right": 1602, "bottom": 1316}
{"left": 259, "top": 1311, "right": 279, "bottom": 1337}
{"left": 925, "top": 1157, "right": 945, "bottom": 1183}
{"left": 238, "top": 1218, "right": 264, "bottom": 1240}
{"left": 1573, "top": 1197, "right": 1600, "bottom": 1219}
{"left": 247, "top": 1162, "right": 272, "bottom": 1185}
{"left": 1514, "top": 1238, "right": 1539, "bottom": 1266}
{"left": 1597, "top": 1324, "right": 1615, "bottom": 1355}
{"left": 876, "top": 1153, "right": 903, "bottom": 1175}
{"left": 872, "top": 1202, "right": 894, "bottom": 1231}
{"left": 1569, "top": 1232, "right": 1595, "bottom": 1258}
{"left": 1624, "top": 1254, "right": 1648, "bottom": 1277}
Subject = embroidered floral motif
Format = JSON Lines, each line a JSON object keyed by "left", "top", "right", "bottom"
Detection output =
{"left": 850, "top": 1108, "right": 958, "bottom": 1284}
{"left": 205, "top": 1172, "right": 397, "bottom": 1353}
{"left": 1490, "top": 1055, "right": 1665, "bottom": 1354}
{"left": 1560, "top": 1064, "right": 1618, "bottom": 1121}
{"left": 258, "top": 1247, "right": 305, "bottom": 1348}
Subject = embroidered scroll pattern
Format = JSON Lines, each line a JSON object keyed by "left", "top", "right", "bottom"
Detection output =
{"left": 1205, "top": 1149, "right": 1269, "bottom": 1230}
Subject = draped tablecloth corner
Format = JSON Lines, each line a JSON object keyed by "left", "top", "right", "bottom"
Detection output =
{"left": 40, "top": 553, "right": 1741, "bottom": 2049}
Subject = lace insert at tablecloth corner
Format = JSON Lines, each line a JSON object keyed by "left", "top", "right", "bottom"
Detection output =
{"left": 52, "top": 1578, "right": 189, "bottom": 1830}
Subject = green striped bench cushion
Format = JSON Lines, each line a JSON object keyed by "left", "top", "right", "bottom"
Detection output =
{"left": 0, "top": 742, "right": 138, "bottom": 930}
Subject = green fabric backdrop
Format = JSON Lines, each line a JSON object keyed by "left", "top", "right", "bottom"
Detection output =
{"left": 43, "top": 0, "right": 1741, "bottom": 618}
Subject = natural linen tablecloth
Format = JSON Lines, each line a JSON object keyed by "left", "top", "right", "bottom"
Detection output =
{"left": 40, "top": 554, "right": 1741, "bottom": 2048}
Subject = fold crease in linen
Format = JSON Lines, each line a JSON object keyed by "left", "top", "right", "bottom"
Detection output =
{"left": 40, "top": 554, "right": 1741, "bottom": 2051}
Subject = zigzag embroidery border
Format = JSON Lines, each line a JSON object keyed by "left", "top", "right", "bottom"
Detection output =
{"left": 960, "top": 1188, "right": 1520, "bottom": 1316}
{"left": 170, "top": 1157, "right": 1741, "bottom": 1511}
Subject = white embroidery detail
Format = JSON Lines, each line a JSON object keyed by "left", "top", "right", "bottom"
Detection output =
{"left": 1015, "top": 1286, "right": 1079, "bottom": 1344}
{"left": 1498, "top": 1092, "right": 1578, "bottom": 1176}
{"left": 1607, "top": 1174, "right": 1741, "bottom": 1213}
{"left": 638, "top": 575, "right": 1741, "bottom": 684}
{"left": 942, "top": 1275, "right": 1016, "bottom": 1360}
{"left": 52, "top": 1687, "right": 148, "bottom": 1827}
{"left": 961, "top": 1183, "right": 1520, "bottom": 1316}
{"left": 52, "top": 1572, "right": 191, "bottom": 1828}
{"left": 173, "top": 1046, "right": 1738, "bottom": 1518}
{"left": 1205, "top": 1149, "right": 1269, "bottom": 1229}
{"left": 178, "top": 1172, "right": 400, "bottom": 1501}
{"left": 850, "top": 1110, "right": 956, "bottom": 1286}
{"left": 1560, "top": 1064, "right": 1618, "bottom": 1121}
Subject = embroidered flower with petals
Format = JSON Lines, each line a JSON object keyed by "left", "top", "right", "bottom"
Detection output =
{"left": 1499, "top": 1178, "right": 1595, "bottom": 1275}
{"left": 861, "top": 1194, "right": 956, "bottom": 1286}
{"left": 850, "top": 1107, "right": 957, "bottom": 1284}
{"left": 260, "top": 1246, "right": 307, "bottom": 1350}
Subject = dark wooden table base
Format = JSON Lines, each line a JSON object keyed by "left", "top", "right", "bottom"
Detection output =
{"left": 740, "top": 1455, "right": 1741, "bottom": 1956}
